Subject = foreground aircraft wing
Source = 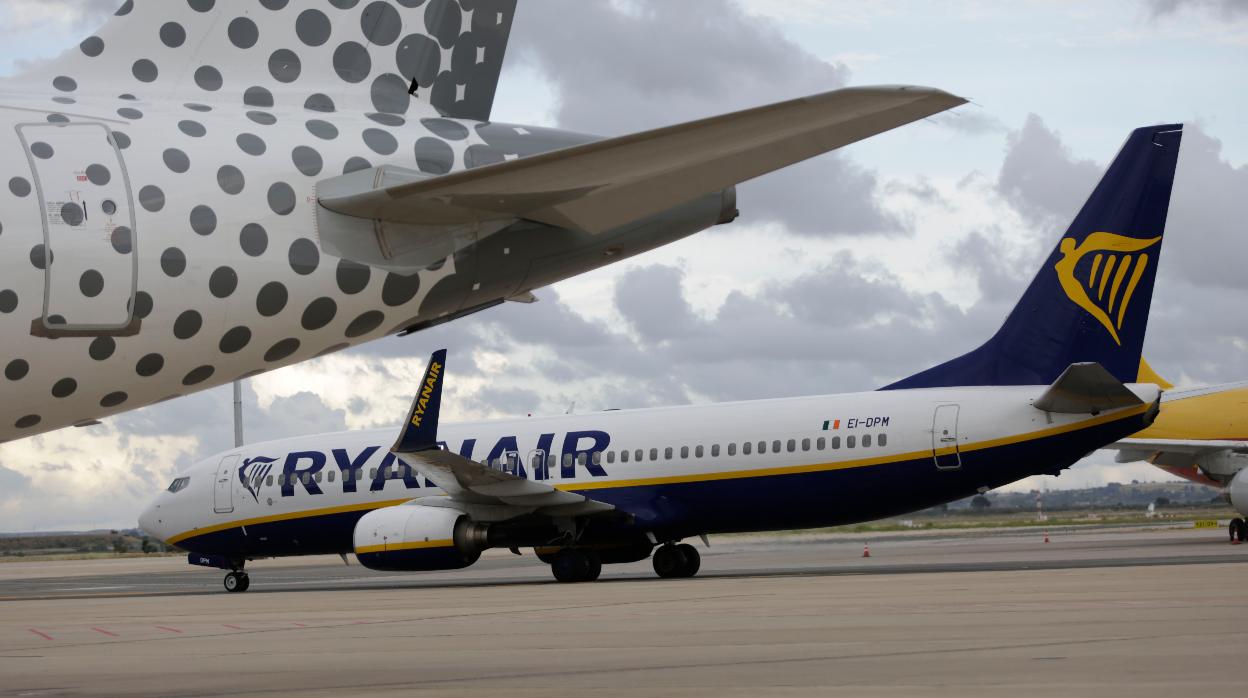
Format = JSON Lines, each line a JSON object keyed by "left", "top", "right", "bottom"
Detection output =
{"left": 1033, "top": 363, "right": 1148, "bottom": 414}
{"left": 319, "top": 85, "right": 966, "bottom": 234}
{"left": 390, "top": 350, "right": 614, "bottom": 518}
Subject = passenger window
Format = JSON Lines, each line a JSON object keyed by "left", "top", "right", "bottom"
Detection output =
{"left": 369, "top": 468, "right": 377, "bottom": 479}
{"left": 328, "top": 470, "right": 336, "bottom": 483}
{"left": 315, "top": 472, "right": 323, "bottom": 483}
{"left": 817, "top": 437, "right": 826, "bottom": 450}
{"left": 831, "top": 437, "right": 841, "bottom": 449}
{"left": 711, "top": 444, "right": 720, "bottom": 457}
{"left": 578, "top": 453, "right": 588, "bottom": 466}
{"left": 265, "top": 475, "right": 273, "bottom": 487}
{"left": 302, "top": 473, "right": 311, "bottom": 485}
{"left": 742, "top": 442, "right": 751, "bottom": 455}
{"left": 696, "top": 445, "right": 704, "bottom": 458}
{"left": 680, "top": 446, "right": 689, "bottom": 459}
{"left": 862, "top": 434, "right": 872, "bottom": 448}
{"left": 801, "top": 438, "right": 810, "bottom": 451}
{"left": 758, "top": 441, "right": 766, "bottom": 454}
{"left": 649, "top": 448, "right": 658, "bottom": 461}
{"left": 591, "top": 452, "right": 602, "bottom": 466}
{"left": 773, "top": 440, "right": 782, "bottom": 453}
{"left": 786, "top": 439, "right": 796, "bottom": 453}
{"left": 548, "top": 454, "right": 558, "bottom": 472}
{"left": 664, "top": 447, "right": 673, "bottom": 460}
{"left": 563, "top": 454, "right": 574, "bottom": 469}
{"left": 356, "top": 469, "right": 364, "bottom": 481}
{"left": 879, "top": 433, "right": 888, "bottom": 447}
{"left": 621, "top": 450, "right": 629, "bottom": 463}
{"left": 606, "top": 451, "right": 615, "bottom": 464}
{"left": 847, "top": 435, "right": 856, "bottom": 448}
{"left": 636, "top": 449, "right": 644, "bottom": 462}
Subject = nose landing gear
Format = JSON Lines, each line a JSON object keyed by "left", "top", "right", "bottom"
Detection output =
{"left": 224, "top": 570, "right": 250, "bottom": 593}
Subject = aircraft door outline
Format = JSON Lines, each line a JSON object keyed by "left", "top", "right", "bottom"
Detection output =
{"left": 17, "top": 122, "right": 139, "bottom": 335}
{"left": 214, "top": 455, "right": 240, "bottom": 514}
{"left": 931, "top": 404, "right": 962, "bottom": 470}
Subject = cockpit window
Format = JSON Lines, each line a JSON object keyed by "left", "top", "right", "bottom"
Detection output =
{"left": 167, "top": 477, "right": 190, "bottom": 493}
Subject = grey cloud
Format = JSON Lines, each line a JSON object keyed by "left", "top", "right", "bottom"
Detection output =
{"left": 996, "top": 114, "right": 1102, "bottom": 228}
{"left": 507, "top": 0, "right": 901, "bottom": 237}
{"left": 1146, "top": 0, "right": 1248, "bottom": 18}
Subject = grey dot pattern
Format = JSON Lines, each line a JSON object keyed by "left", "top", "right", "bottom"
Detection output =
{"left": 3, "top": 0, "right": 522, "bottom": 435}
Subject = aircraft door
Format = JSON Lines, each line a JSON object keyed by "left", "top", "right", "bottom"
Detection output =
{"left": 18, "top": 123, "right": 138, "bottom": 334}
{"left": 528, "top": 449, "right": 547, "bottom": 480}
{"left": 214, "top": 455, "right": 240, "bottom": 514}
{"left": 931, "top": 405, "right": 961, "bottom": 470}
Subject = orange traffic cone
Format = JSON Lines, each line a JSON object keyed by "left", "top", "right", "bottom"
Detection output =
{"left": 862, "top": 543, "right": 871, "bottom": 558}
{"left": 1043, "top": 531, "right": 1050, "bottom": 544}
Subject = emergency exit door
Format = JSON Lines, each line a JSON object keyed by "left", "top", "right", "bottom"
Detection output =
{"left": 215, "top": 455, "right": 240, "bottom": 514}
{"left": 18, "top": 122, "right": 137, "bottom": 333}
{"left": 931, "top": 405, "right": 962, "bottom": 470}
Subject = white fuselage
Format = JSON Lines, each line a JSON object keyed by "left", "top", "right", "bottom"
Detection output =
{"left": 141, "top": 383, "right": 1159, "bottom": 555}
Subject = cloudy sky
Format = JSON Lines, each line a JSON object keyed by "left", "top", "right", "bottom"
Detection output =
{"left": 1, "top": 0, "right": 1245, "bottom": 531}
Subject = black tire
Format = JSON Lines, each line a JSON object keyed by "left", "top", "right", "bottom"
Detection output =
{"left": 583, "top": 553, "right": 602, "bottom": 582}
{"left": 675, "top": 543, "right": 701, "bottom": 578}
{"left": 652, "top": 545, "right": 684, "bottom": 578}
{"left": 551, "top": 550, "right": 590, "bottom": 583}
{"left": 223, "top": 571, "right": 243, "bottom": 593}
{"left": 237, "top": 574, "right": 251, "bottom": 592}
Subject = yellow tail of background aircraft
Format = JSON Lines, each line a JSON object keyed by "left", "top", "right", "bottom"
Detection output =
{"left": 1108, "top": 359, "right": 1248, "bottom": 540}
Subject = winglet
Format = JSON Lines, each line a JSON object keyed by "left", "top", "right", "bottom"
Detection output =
{"left": 392, "top": 350, "right": 447, "bottom": 454}
{"left": 1033, "top": 362, "right": 1146, "bottom": 414}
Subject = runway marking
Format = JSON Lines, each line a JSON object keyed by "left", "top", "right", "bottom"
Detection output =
{"left": 90, "top": 627, "right": 118, "bottom": 637}
{"left": 223, "top": 624, "right": 244, "bottom": 630}
{"left": 26, "top": 628, "right": 53, "bottom": 641}
{"left": 155, "top": 626, "right": 182, "bottom": 634}
{"left": 292, "top": 622, "right": 307, "bottom": 628}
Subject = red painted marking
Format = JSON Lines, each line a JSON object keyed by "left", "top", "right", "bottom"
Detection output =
{"left": 223, "top": 624, "right": 244, "bottom": 630}
{"left": 27, "top": 628, "right": 53, "bottom": 641}
{"left": 90, "top": 627, "right": 119, "bottom": 637}
{"left": 155, "top": 626, "right": 182, "bottom": 634}
{"left": 292, "top": 623, "right": 307, "bottom": 628}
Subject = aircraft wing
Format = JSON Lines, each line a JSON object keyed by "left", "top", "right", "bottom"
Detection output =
{"left": 389, "top": 349, "right": 614, "bottom": 519}
{"left": 319, "top": 85, "right": 966, "bottom": 234}
{"left": 1107, "top": 439, "right": 1248, "bottom": 455}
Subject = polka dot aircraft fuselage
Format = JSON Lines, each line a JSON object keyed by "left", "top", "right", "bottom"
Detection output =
{"left": 0, "top": 0, "right": 965, "bottom": 443}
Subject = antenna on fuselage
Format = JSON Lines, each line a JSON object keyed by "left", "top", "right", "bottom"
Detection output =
{"left": 233, "top": 380, "right": 244, "bottom": 448}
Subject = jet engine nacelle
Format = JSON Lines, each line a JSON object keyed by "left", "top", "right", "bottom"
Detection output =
{"left": 353, "top": 505, "right": 482, "bottom": 572}
{"left": 1227, "top": 466, "right": 1248, "bottom": 517}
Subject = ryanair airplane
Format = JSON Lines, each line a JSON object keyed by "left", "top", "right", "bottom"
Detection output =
{"left": 140, "top": 125, "right": 1184, "bottom": 592}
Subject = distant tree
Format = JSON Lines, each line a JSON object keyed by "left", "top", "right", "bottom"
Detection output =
{"left": 970, "top": 495, "right": 992, "bottom": 511}
{"left": 141, "top": 539, "right": 157, "bottom": 554}
{"left": 112, "top": 538, "right": 129, "bottom": 555}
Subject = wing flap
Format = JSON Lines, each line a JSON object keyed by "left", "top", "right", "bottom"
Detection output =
{"left": 1108, "top": 438, "right": 1248, "bottom": 455}
{"left": 1033, "top": 362, "right": 1147, "bottom": 414}
{"left": 319, "top": 85, "right": 966, "bottom": 234}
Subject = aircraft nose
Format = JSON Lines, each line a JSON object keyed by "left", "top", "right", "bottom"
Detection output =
{"left": 138, "top": 501, "right": 165, "bottom": 542}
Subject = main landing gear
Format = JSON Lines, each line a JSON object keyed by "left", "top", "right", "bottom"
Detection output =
{"left": 224, "top": 569, "right": 251, "bottom": 593}
{"left": 652, "top": 543, "right": 700, "bottom": 579}
{"left": 1230, "top": 518, "right": 1248, "bottom": 544}
{"left": 550, "top": 549, "right": 602, "bottom": 583}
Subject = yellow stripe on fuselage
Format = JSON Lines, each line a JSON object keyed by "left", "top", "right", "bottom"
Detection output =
{"left": 170, "top": 404, "right": 1151, "bottom": 544}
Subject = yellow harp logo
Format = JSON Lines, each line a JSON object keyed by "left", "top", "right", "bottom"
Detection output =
{"left": 1055, "top": 232, "right": 1161, "bottom": 346}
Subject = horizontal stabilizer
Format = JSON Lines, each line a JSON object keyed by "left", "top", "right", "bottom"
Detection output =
{"left": 319, "top": 85, "right": 966, "bottom": 234}
{"left": 1033, "top": 362, "right": 1146, "bottom": 414}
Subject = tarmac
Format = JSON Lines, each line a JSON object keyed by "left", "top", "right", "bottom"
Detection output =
{"left": 1, "top": 526, "right": 1246, "bottom": 696}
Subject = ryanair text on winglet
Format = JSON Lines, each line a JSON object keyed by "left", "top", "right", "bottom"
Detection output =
{"left": 411, "top": 361, "right": 442, "bottom": 428}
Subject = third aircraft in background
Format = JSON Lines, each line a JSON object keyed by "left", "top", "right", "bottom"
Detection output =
{"left": 141, "top": 124, "right": 1183, "bottom": 592}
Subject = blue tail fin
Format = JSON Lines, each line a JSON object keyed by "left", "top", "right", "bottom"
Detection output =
{"left": 883, "top": 124, "right": 1182, "bottom": 390}
{"left": 393, "top": 349, "right": 447, "bottom": 453}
